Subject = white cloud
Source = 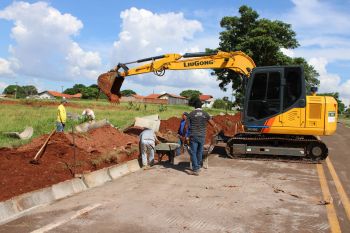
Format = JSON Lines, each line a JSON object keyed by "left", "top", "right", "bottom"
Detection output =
{"left": 111, "top": 7, "right": 226, "bottom": 96}
{"left": 0, "top": 1, "right": 102, "bottom": 80}
{"left": 280, "top": 48, "right": 294, "bottom": 58}
{"left": 309, "top": 57, "right": 350, "bottom": 106}
{"left": 0, "top": 58, "right": 14, "bottom": 75}
{"left": 287, "top": 0, "right": 350, "bottom": 36}
{"left": 281, "top": 0, "right": 350, "bottom": 105}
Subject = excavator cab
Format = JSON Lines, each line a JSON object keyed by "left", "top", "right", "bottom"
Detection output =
{"left": 243, "top": 66, "right": 306, "bottom": 131}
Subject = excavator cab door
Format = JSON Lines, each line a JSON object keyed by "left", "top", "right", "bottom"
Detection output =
{"left": 243, "top": 66, "right": 306, "bottom": 132}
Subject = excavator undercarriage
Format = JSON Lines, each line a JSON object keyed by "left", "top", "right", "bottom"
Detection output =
{"left": 223, "top": 133, "right": 328, "bottom": 161}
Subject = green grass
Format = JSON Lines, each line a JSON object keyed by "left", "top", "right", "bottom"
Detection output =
{"left": 0, "top": 99, "right": 234, "bottom": 148}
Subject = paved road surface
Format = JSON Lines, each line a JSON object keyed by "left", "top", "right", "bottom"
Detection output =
{"left": 0, "top": 124, "right": 349, "bottom": 233}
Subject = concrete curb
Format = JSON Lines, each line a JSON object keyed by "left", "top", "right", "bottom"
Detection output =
{"left": 127, "top": 159, "right": 141, "bottom": 172}
{"left": 82, "top": 168, "right": 112, "bottom": 188}
{"left": 108, "top": 163, "right": 129, "bottom": 179}
{"left": 51, "top": 178, "right": 87, "bottom": 200}
{"left": 0, "top": 200, "right": 19, "bottom": 223}
{"left": 0, "top": 159, "right": 141, "bottom": 224}
{"left": 13, "top": 187, "right": 55, "bottom": 211}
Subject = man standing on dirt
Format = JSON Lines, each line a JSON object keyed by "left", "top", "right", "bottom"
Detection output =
{"left": 187, "top": 99, "right": 218, "bottom": 175}
{"left": 56, "top": 97, "right": 67, "bottom": 132}
{"left": 139, "top": 128, "right": 159, "bottom": 169}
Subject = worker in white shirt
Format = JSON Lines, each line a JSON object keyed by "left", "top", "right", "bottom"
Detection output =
{"left": 82, "top": 108, "right": 95, "bottom": 122}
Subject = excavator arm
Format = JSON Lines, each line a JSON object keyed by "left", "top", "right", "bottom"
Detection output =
{"left": 98, "top": 51, "right": 256, "bottom": 102}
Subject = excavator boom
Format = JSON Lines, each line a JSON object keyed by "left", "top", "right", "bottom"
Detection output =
{"left": 98, "top": 51, "right": 255, "bottom": 102}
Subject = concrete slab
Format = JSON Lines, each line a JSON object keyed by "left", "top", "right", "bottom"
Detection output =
{"left": 0, "top": 200, "right": 18, "bottom": 222}
{"left": 126, "top": 159, "right": 141, "bottom": 172}
{"left": 13, "top": 187, "right": 54, "bottom": 211}
{"left": 108, "top": 163, "right": 129, "bottom": 179}
{"left": 82, "top": 168, "right": 112, "bottom": 188}
{"left": 51, "top": 178, "right": 87, "bottom": 200}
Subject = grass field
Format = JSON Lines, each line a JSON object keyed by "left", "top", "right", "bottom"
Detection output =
{"left": 339, "top": 115, "right": 350, "bottom": 127}
{"left": 0, "top": 99, "right": 231, "bottom": 148}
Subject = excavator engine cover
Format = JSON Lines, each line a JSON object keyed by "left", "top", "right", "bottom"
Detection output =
{"left": 97, "top": 71, "right": 125, "bottom": 103}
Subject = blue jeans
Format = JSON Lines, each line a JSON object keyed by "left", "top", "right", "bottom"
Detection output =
{"left": 189, "top": 136, "right": 205, "bottom": 171}
{"left": 56, "top": 122, "right": 65, "bottom": 132}
{"left": 176, "top": 138, "right": 182, "bottom": 156}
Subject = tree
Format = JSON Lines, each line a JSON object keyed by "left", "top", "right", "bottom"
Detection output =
{"left": 344, "top": 105, "right": 350, "bottom": 118}
{"left": 63, "top": 84, "right": 86, "bottom": 95}
{"left": 120, "top": 89, "right": 136, "bottom": 97}
{"left": 3, "top": 85, "right": 25, "bottom": 98}
{"left": 317, "top": 92, "right": 345, "bottom": 114}
{"left": 22, "top": 85, "right": 38, "bottom": 96}
{"left": 213, "top": 99, "right": 227, "bottom": 109}
{"left": 212, "top": 5, "right": 319, "bottom": 107}
{"left": 81, "top": 87, "right": 99, "bottom": 99}
{"left": 212, "top": 98, "right": 234, "bottom": 110}
{"left": 189, "top": 96, "right": 201, "bottom": 107}
{"left": 180, "top": 89, "right": 202, "bottom": 99}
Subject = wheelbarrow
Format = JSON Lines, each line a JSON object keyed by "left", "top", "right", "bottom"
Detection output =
{"left": 155, "top": 142, "right": 180, "bottom": 165}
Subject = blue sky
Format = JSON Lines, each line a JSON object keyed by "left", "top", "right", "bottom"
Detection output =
{"left": 0, "top": 0, "right": 349, "bottom": 104}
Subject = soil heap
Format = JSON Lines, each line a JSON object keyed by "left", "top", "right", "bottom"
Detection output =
{"left": 0, "top": 125, "right": 139, "bottom": 201}
{"left": 159, "top": 113, "right": 243, "bottom": 144}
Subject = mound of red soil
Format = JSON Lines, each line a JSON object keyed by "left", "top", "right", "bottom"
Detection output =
{"left": 159, "top": 113, "right": 243, "bottom": 144}
{"left": 159, "top": 117, "right": 181, "bottom": 133}
{"left": 0, "top": 125, "right": 139, "bottom": 201}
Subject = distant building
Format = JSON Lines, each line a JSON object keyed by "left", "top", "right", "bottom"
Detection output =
{"left": 38, "top": 91, "right": 82, "bottom": 99}
{"left": 120, "top": 94, "right": 145, "bottom": 102}
{"left": 158, "top": 93, "right": 188, "bottom": 105}
{"left": 144, "top": 94, "right": 162, "bottom": 99}
{"left": 200, "top": 94, "right": 215, "bottom": 108}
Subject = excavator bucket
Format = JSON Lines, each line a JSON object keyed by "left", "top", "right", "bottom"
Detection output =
{"left": 97, "top": 71, "right": 125, "bottom": 103}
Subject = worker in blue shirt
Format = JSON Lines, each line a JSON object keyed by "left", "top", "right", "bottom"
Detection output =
{"left": 177, "top": 112, "right": 189, "bottom": 155}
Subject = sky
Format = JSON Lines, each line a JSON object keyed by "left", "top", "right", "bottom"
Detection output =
{"left": 0, "top": 0, "right": 349, "bottom": 105}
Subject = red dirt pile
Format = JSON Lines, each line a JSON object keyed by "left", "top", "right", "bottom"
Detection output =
{"left": 159, "top": 116, "right": 181, "bottom": 133}
{"left": 159, "top": 113, "right": 243, "bottom": 144}
{"left": 0, "top": 125, "right": 139, "bottom": 201}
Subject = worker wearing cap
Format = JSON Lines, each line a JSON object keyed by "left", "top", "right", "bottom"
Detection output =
{"left": 56, "top": 97, "right": 67, "bottom": 132}
{"left": 139, "top": 128, "right": 159, "bottom": 169}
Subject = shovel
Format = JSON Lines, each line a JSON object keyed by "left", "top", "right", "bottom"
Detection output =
{"left": 30, "top": 129, "right": 56, "bottom": 165}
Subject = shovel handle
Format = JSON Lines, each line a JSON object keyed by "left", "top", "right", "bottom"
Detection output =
{"left": 32, "top": 129, "right": 56, "bottom": 161}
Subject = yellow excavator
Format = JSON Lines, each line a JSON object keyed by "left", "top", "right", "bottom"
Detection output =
{"left": 97, "top": 51, "right": 337, "bottom": 160}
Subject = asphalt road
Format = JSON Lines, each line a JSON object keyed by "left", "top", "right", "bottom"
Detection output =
{"left": 0, "top": 123, "right": 349, "bottom": 233}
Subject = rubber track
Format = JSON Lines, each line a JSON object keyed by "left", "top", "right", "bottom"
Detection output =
{"left": 226, "top": 134, "right": 328, "bottom": 162}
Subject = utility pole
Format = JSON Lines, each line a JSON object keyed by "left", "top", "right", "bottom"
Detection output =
{"left": 15, "top": 82, "right": 18, "bottom": 99}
